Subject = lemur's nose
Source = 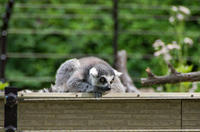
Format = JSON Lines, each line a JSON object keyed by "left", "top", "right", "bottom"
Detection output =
{"left": 107, "top": 85, "right": 111, "bottom": 90}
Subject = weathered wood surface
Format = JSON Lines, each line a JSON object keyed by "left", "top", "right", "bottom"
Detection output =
{"left": 12, "top": 129, "right": 200, "bottom": 132}
{"left": 16, "top": 99, "right": 180, "bottom": 130}
{"left": 1, "top": 92, "right": 200, "bottom": 99}
{"left": 0, "top": 93, "right": 200, "bottom": 130}
{"left": 182, "top": 100, "right": 200, "bottom": 129}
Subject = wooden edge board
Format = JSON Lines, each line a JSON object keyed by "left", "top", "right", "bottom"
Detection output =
{"left": 15, "top": 129, "right": 200, "bottom": 132}
{"left": 1, "top": 92, "right": 200, "bottom": 100}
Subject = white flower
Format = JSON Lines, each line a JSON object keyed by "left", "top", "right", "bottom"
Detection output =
{"left": 164, "top": 54, "right": 172, "bottom": 61}
{"left": 153, "top": 39, "right": 165, "bottom": 50}
{"left": 172, "top": 41, "right": 177, "bottom": 44}
{"left": 167, "top": 44, "right": 180, "bottom": 50}
{"left": 169, "top": 16, "right": 175, "bottom": 23}
{"left": 153, "top": 40, "right": 179, "bottom": 61}
{"left": 167, "top": 41, "right": 180, "bottom": 50}
{"left": 176, "top": 13, "right": 184, "bottom": 21}
{"left": 171, "top": 6, "right": 178, "bottom": 12}
{"left": 154, "top": 47, "right": 168, "bottom": 56}
{"left": 184, "top": 37, "right": 193, "bottom": 46}
{"left": 154, "top": 50, "right": 162, "bottom": 56}
{"left": 179, "top": 6, "right": 190, "bottom": 15}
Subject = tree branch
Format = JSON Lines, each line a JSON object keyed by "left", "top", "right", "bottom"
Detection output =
{"left": 116, "top": 50, "right": 139, "bottom": 93}
{"left": 145, "top": 67, "right": 156, "bottom": 79}
{"left": 142, "top": 67, "right": 200, "bottom": 86}
{"left": 167, "top": 62, "right": 179, "bottom": 74}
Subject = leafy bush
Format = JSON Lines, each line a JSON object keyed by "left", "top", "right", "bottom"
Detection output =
{"left": 0, "top": 82, "right": 9, "bottom": 90}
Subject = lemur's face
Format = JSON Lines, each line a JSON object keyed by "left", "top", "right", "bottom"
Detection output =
{"left": 89, "top": 67, "right": 122, "bottom": 91}
{"left": 96, "top": 75, "right": 115, "bottom": 89}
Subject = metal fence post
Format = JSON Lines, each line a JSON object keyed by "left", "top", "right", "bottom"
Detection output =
{"left": 112, "top": 0, "right": 119, "bottom": 68}
{"left": 0, "top": 0, "right": 15, "bottom": 83}
{"left": 4, "top": 87, "right": 18, "bottom": 132}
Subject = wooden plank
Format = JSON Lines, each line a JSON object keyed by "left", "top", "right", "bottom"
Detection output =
{"left": 16, "top": 92, "right": 200, "bottom": 100}
{"left": 182, "top": 100, "right": 200, "bottom": 129}
{"left": 182, "top": 100, "right": 200, "bottom": 113}
{"left": 18, "top": 100, "right": 180, "bottom": 114}
{"left": 14, "top": 129, "right": 200, "bottom": 132}
{"left": 1, "top": 92, "right": 200, "bottom": 100}
{"left": 17, "top": 99, "right": 181, "bottom": 130}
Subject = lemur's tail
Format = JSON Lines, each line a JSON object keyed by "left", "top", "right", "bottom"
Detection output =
{"left": 52, "top": 58, "right": 80, "bottom": 92}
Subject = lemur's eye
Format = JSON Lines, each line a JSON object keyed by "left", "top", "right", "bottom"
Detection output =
{"left": 99, "top": 77, "right": 106, "bottom": 84}
{"left": 110, "top": 77, "right": 114, "bottom": 84}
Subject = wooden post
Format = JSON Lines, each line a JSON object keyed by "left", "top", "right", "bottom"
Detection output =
{"left": 0, "top": 0, "right": 15, "bottom": 82}
{"left": 4, "top": 87, "right": 18, "bottom": 132}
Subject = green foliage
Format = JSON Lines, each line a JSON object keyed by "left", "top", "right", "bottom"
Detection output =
{"left": 0, "top": 82, "right": 9, "bottom": 90}
{"left": 195, "top": 83, "right": 200, "bottom": 92}
{"left": 0, "top": 0, "right": 199, "bottom": 91}
{"left": 176, "top": 65, "right": 193, "bottom": 73}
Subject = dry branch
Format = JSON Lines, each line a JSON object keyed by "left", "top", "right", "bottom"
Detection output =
{"left": 167, "top": 62, "right": 179, "bottom": 74}
{"left": 116, "top": 50, "right": 139, "bottom": 93}
{"left": 145, "top": 67, "right": 156, "bottom": 79}
{"left": 142, "top": 67, "right": 200, "bottom": 86}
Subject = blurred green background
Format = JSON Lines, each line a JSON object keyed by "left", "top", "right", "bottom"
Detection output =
{"left": 0, "top": 0, "right": 200, "bottom": 91}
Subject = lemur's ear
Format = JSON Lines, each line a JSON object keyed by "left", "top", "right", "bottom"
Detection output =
{"left": 114, "top": 69, "right": 122, "bottom": 77}
{"left": 89, "top": 67, "right": 98, "bottom": 77}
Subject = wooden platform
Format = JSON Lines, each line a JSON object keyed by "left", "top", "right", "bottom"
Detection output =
{"left": 1, "top": 93, "right": 200, "bottom": 131}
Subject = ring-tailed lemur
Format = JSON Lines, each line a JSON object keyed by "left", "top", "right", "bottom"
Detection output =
{"left": 52, "top": 57, "right": 126, "bottom": 97}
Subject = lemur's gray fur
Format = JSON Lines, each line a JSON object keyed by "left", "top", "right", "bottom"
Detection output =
{"left": 52, "top": 57, "right": 126, "bottom": 95}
